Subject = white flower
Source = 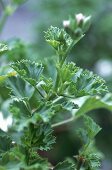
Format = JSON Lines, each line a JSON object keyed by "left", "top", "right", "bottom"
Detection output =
{"left": 63, "top": 20, "right": 70, "bottom": 27}
{"left": 75, "top": 13, "right": 85, "bottom": 24}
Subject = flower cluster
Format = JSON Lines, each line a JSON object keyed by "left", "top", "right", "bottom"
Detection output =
{"left": 63, "top": 13, "right": 91, "bottom": 39}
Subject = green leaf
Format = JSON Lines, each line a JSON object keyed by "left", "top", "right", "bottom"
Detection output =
{"left": 7, "top": 76, "right": 34, "bottom": 100}
{"left": 5, "top": 39, "right": 28, "bottom": 62}
{"left": 0, "top": 147, "right": 25, "bottom": 170}
{"left": 10, "top": 99, "right": 52, "bottom": 130}
{"left": 11, "top": 60, "right": 43, "bottom": 86}
{"left": 0, "top": 75, "right": 8, "bottom": 84}
{"left": 73, "top": 93, "right": 112, "bottom": 117}
{"left": 56, "top": 62, "right": 79, "bottom": 91}
{"left": 84, "top": 116, "right": 101, "bottom": 139}
{"left": 54, "top": 160, "right": 75, "bottom": 170}
{"left": 45, "top": 26, "right": 73, "bottom": 56}
{"left": 69, "top": 67, "right": 108, "bottom": 97}
{"left": 9, "top": 100, "right": 31, "bottom": 132}
{"left": 77, "top": 116, "right": 102, "bottom": 169}
{"left": 56, "top": 62, "right": 108, "bottom": 97}
{"left": 10, "top": 99, "right": 31, "bottom": 118}
{"left": 85, "top": 152, "right": 101, "bottom": 169}
{"left": 22, "top": 123, "right": 56, "bottom": 151}
{"left": 37, "top": 77, "right": 54, "bottom": 99}
{"left": 0, "top": 44, "right": 8, "bottom": 56}
{"left": 0, "top": 147, "right": 49, "bottom": 170}
{"left": 25, "top": 150, "right": 49, "bottom": 169}
{"left": 0, "top": 72, "right": 16, "bottom": 84}
{"left": 22, "top": 152, "right": 50, "bottom": 170}
{"left": 23, "top": 163, "right": 49, "bottom": 170}
{"left": 10, "top": 99, "right": 55, "bottom": 150}
{"left": 0, "top": 129, "right": 12, "bottom": 154}
{"left": 9, "top": 101, "right": 40, "bottom": 132}
{"left": 78, "top": 116, "right": 101, "bottom": 146}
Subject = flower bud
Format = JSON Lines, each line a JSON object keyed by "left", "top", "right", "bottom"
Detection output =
{"left": 74, "top": 28, "right": 82, "bottom": 37}
{"left": 83, "top": 16, "right": 91, "bottom": 32}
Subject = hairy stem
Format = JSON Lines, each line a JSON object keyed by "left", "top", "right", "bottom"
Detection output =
{"left": 54, "top": 70, "right": 60, "bottom": 92}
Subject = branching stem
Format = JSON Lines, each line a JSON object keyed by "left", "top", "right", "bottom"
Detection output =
{"left": 54, "top": 40, "right": 75, "bottom": 92}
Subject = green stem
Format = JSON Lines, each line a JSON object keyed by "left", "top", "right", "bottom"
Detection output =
{"left": 76, "top": 156, "right": 85, "bottom": 170}
{"left": 0, "top": 0, "right": 5, "bottom": 9}
{"left": 54, "top": 68, "right": 60, "bottom": 91}
{"left": 35, "top": 87, "right": 45, "bottom": 98}
{"left": 0, "top": 11, "right": 8, "bottom": 33}
{"left": 54, "top": 41, "right": 75, "bottom": 92}
{"left": 54, "top": 60, "right": 63, "bottom": 92}
{"left": 0, "top": 1, "right": 17, "bottom": 33}
{"left": 80, "top": 141, "right": 91, "bottom": 156}
{"left": 0, "top": 0, "right": 8, "bottom": 33}
{"left": 77, "top": 162, "right": 82, "bottom": 170}
{"left": 51, "top": 116, "right": 75, "bottom": 128}
{"left": 52, "top": 96, "right": 63, "bottom": 104}
{"left": 25, "top": 99, "right": 32, "bottom": 114}
{"left": 54, "top": 53, "right": 67, "bottom": 92}
{"left": 59, "top": 54, "right": 67, "bottom": 67}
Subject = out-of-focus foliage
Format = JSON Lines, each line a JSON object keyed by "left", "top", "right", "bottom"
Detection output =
{"left": 0, "top": 0, "right": 30, "bottom": 118}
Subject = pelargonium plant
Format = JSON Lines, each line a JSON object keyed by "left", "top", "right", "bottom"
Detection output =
{"left": 0, "top": 13, "right": 112, "bottom": 170}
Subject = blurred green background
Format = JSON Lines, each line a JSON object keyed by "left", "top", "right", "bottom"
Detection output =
{"left": 0, "top": 0, "right": 112, "bottom": 169}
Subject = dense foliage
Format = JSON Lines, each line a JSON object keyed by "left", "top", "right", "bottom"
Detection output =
{"left": 32, "top": 1, "right": 112, "bottom": 163}
{"left": 0, "top": 9, "right": 112, "bottom": 169}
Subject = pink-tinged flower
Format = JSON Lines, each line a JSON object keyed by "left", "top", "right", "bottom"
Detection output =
{"left": 63, "top": 20, "right": 70, "bottom": 27}
{"left": 75, "top": 13, "right": 85, "bottom": 24}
